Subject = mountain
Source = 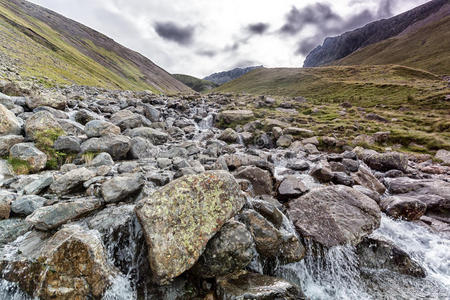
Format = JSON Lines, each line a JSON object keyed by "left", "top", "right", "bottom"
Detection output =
{"left": 172, "top": 74, "right": 218, "bottom": 93}
{"left": 203, "top": 65, "right": 263, "bottom": 85}
{"left": 303, "top": 0, "right": 449, "bottom": 73}
{"left": 0, "top": 0, "right": 190, "bottom": 93}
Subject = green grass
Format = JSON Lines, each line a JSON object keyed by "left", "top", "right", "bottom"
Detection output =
{"left": 7, "top": 157, "right": 31, "bottom": 174}
{"left": 172, "top": 74, "right": 218, "bottom": 93}
{"left": 34, "top": 128, "right": 67, "bottom": 170}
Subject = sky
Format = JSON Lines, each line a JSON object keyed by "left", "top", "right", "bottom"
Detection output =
{"left": 29, "top": 0, "right": 429, "bottom": 78}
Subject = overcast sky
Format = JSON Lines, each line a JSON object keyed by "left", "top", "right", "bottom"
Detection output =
{"left": 29, "top": 0, "right": 428, "bottom": 78}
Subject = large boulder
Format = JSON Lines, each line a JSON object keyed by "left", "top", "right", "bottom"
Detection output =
{"left": 234, "top": 166, "right": 273, "bottom": 196}
{"left": 24, "top": 111, "right": 64, "bottom": 140}
{"left": 26, "top": 90, "right": 67, "bottom": 110}
{"left": 53, "top": 136, "right": 81, "bottom": 153}
{"left": 380, "top": 196, "right": 427, "bottom": 221}
{"left": 0, "top": 225, "right": 116, "bottom": 299}
{"left": 288, "top": 186, "right": 381, "bottom": 247}
{"left": 358, "top": 150, "right": 408, "bottom": 173}
{"left": 81, "top": 135, "right": 131, "bottom": 160}
{"left": 26, "top": 197, "right": 102, "bottom": 231}
{"left": 9, "top": 143, "right": 47, "bottom": 172}
{"left": 135, "top": 171, "right": 245, "bottom": 284}
{"left": 126, "top": 127, "right": 168, "bottom": 145}
{"left": 215, "top": 271, "right": 302, "bottom": 300}
{"left": 217, "top": 110, "right": 254, "bottom": 125}
{"left": 101, "top": 173, "right": 144, "bottom": 203}
{"left": 435, "top": 149, "right": 450, "bottom": 165}
{"left": 84, "top": 120, "right": 121, "bottom": 137}
{"left": 191, "top": 220, "right": 255, "bottom": 278}
{"left": 0, "top": 103, "right": 21, "bottom": 135}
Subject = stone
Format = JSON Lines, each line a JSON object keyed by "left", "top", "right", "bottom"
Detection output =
{"left": 89, "top": 152, "right": 114, "bottom": 167}
{"left": 304, "top": 143, "right": 319, "bottom": 154}
{"left": 110, "top": 110, "right": 144, "bottom": 130}
{"left": 0, "top": 196, "right": 11, "bottom": 220}
{"left": 85, "top": 120, "right": 121, "bottom": 137}
{"left": 191, "top": 220, "right": 255, "bottom": 278}
{"left": 50, "top": 167, "right": 96, "bottom": 195}
{"left": 101, "top": 173, "right": 144, "bottom": 203}
{"left": 276, "top": 135, "right": 293, "bottom": 148}
{"left": 33, "top": 106, "right": 68, "bottom": 119}
{"left": 332, "top": 172, "right": 355, "bottom": 186}
{"left": 342, "top": 158, "right": 359, "bottom": 172}
{"left": 26, "top": 197, "right": 102, "bottom": 230}
{"left": 74, "top": 109, "right": 99, "bottom": 125}
{"left": 351, "top": 165, "right": 386, "bottom": 194}
{"left": 58, "top": 119, "right": 85, "bottom": 136}
{"left": 9, "top": 143, "right": 47, "bottom": 172}
{"left": 277, "top": 176, "right": 309, "bottom": 200}
{"left": 142, "top": 103, "right": 160, "bottom": 122}
{"left": 287, "top": 160, "right": 309, "bottom": 171}
{"left": 24, "top": 111, "right": 64, "bottom": 140}
{"left": 353, "top": 185, "right": 381, "bottom": 203}
{"left": 127, "top": 127, "right": 168, "bottom": 145}
{"left": 135, "top": 171, "right": 245, "bottom": 284}
{"left": 218, "top": 128, "right": 239, "bottom": 143}
{"left": 217, "top": 110, "right": 254, "bottom": 125}
{"left": 283, "top": 127, "right": 314, "bottom": 138}
{"left": 361, "top": 151, "right": 408, "bottom": 173}
{"left": 216, "top": 272, "right": 302, "bottom": 300}
{"left": 81, "top": 135, "right": 131, "bottom": 160}
{"left": 0, "top": 218, "right": 30, "bottom": 246}
{"left": 53, "top": 135, "right": 81, "bottom": 153}
{"left": 435, "top": 149, "right": 450, "bottom": 165}
{"left": 11, "top": 195, "right": 45, "bottom": 216}
{"left": 26, "top": 90, "right": 67, "bottom": 110}
{"left": 0, "top": 103, "right": 21, "bottom": 135}
{"left": 130, "top": 136, "right": 156, "bottom": 159}
{"left": 0, "top": 135, "right": 24, "bottom": 156}
{"left": 288, "top": 185, "right": 381, "bottom": 247}
{"left": 310, "top": 161, "right": 334, "bottom": 183}
{"left": 234, "top": 166, "right": 273, "bottom": 196}
{"left": 302, "top": 136, "right": 319, "bottom": 145}
{"left": 23, "top": 174, "right": 53, "bottom": 195}
{"left": 357, "top": 237, "right": 425, "bottom": 277}
{"left": 380, "top": 196, "right": 426, "bottom": 221}
{"left": 0, "top": 225, "right": 115, "bottom": 299}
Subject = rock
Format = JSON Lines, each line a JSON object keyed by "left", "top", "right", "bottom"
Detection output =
{"left": 53, "top": 135, "right": 81, "bottom": 153}
{"left": 9, "top": 143, "right": 47, "bottom": 172}
{"left": 272, "top": 127, "right": 283, "bottom": 140}
{"left": 304, "top": 143, "right": 319, "bottom": 154}
{"left": 50, "top": 167, "right": 96, "bottom": 195}
{"left": 89, "top": 152, "right": 114, "bottom": 167}
{"left": 276, "top": 135, "right": 293, "bottom": 148}
{"left": 129, "top": 136, "right": 156, "bottom": 159}
{"left": 23, "top": 174, "right": 53, "bottom": 195}
{"left": 26, "top": 90, "right": 67, "bottom": 109}
{"left": 380, "top": 196, "right": 426, "bottom": 221}
{"left": 310, "top": 161, "right": 334, "bottom": 183}
{"left": 135, "top": 171, "right": 245, "bottom": 284}
{"left": 0, "top": 196, "right": 11, "bottom": 220}
{"left": 191, "top": 220, "right": 255, "bottom": 278}
{"left": 216, "top": 271, "right": 302, "bottom": 300}
{"left": 24, "top": 111, "right": 64, "bottom": 140}
{"left": 287, "top": 160, "right": 309, "bottom": 171}
{"left": 142, "top": 103, "right": 160, "bottom": 122}
{"left": 26, "top": 197, "right": 102, "bottom": 230}
{"left": 435, "top": 149, "right": 450, "bottom": 165}
{"left": 110, "top": 110, "right": 145, "bottom": 130}
{"left": 0, "top": 159, "right": 14, "bottom": 182}
{"left": 0, "top": 225, "right": 115, "bottom": 299}
{"left": 357, "top": 237, "right": 425, "bottom": 277}
{"left": 74, "top": 109, "right": 100, "bottom": 125}
{"left": 302, "top": 136, "right": 319, "bottom": 145}
{"left": 0, "top": 103, "right": 21, "bottom": 135}
{"left": 127, "top": 127, "right": 168, "bottom": 145}
{"left": 283, "top": 127, "right": 314, "bottom": 138}
{"left": 361, "top": 151, "right": 408, "bottom": 173}
{"left": 81, "top": 135, "right": 131, "bottom": 160}
{"left": 288, "top": 185, "right": 381, "bottom": 247}
{"left": 101, "top": 173, "right": 144, "bottom": 203}
{"left": 0, "top": 135, "right": 24, "bottom": 156}
{"left": 217, "top": 110, "right": 254, "bottom": 125}
{"left": 11, "top": 195, "right": 45, "bottom": 216}
{"left": 58, "top": 119, "right": 85, "bottom": 136}
{"left": 365, "top": 113, "right": 388, "bottom": 123}
{"left": 332, "top": 172, "right": 355, "bottom": 186}
{"left": 234, "top": 166, "right": 273, "bottom": 196}
{"left": 353, "top": 185, "right": 381, "bottom": 203}
{"left": 277, "top": 176, "right": 309, "bottom": 200}
{"left": 219, "top": 128, "right": 239, "bottom": 143}
{"left": 352, "top": 165, "right": 386, "bottom": 194}
{"left": 342, "top": 158, "right": 359, "bottom": 172}
{"left": 85, "top": 120, "right": 121, "bottom": 137}
{"left": 33, "top": 106, "right": 68, "bottom": 119}
{"left": 0, "top": 218, "right": 30, "bottom": 246}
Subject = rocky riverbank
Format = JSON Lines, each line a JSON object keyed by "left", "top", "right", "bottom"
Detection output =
{"left": 0, "top": 82, "right": 449, "bottom": 299}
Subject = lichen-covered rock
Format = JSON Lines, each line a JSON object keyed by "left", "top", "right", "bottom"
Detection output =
{"left": 0, "top": 225, "right": 116, "bottom": 299}
{"left": 0, "top": 103, "right": 21, "bottom": 135}
{"left": 288, "top": 185, "right": 381, "bottom": 247}
{"left": 101, "top": 173, "right": 144, "bottom": 203}
{"left": 135, "top": 170, "right": 245, "bottom": 284}
{"left": 215, "top": 271, "right": 302, "bottom": 300}
{"left": 53, "top": 136, "right": 81, "bottom": 153}
{"left": 435, "top": 149, "right": 450, "bottom": 165}
{"left": 191, "top": 220, "right": 255, "bottom": 278}
{"left": 26, "top": 90, "right": 67, "bottom": 110}
{"left": 9, "top": 143, "right": 47, "bottom": 172}
{"left": 380, "top": 196, "right": 426, "bottom": 221}
{"left": 24, "top": 111, "right": 64, "bottom": 140}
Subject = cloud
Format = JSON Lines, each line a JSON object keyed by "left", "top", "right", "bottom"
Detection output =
{"left": 154, "top": 21, "right": 195, "bottom": 46}
{"left": 196, "top": 49, "right": 217, "bottom": 57}
{"left": 246, "top": 22, "right": 270, "bottom": 35}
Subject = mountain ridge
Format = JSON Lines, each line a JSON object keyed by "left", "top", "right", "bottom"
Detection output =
{"left": 203, "top": 65, "right": 263, "bottom": 85}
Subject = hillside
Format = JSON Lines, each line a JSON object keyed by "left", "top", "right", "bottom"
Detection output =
{"left": 303, "top": 0, "right": 448, "bottom": 71}
{"left": 204, "top": 65, "right": 263, "bottom": 85}
{"left": 172, "top": 74, "right": 218, "bottom": 92}
{"left": 0, "top": 0, "right": 190, "bottom": 93}
{"left": 333, "top": 6, "right": 450, "bottom": 75}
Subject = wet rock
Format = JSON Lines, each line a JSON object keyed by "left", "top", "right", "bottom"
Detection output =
{"left": 135, "top": 170, "right": 245, "bottom": 284}
{"left": 216, "top": 271, "right": 302, "bottom": 300}
{"left": 26, "top": 197, "right": 102, "bottom": 230}
{"left": 234, "top": 166, "right": 273, "bottom": 196}
{"left": 9, "top": 143, "right": 47, "bottom": 172}
{"left": 310, "top": 161, "right": 334, "bottom": 183}
{"left": 81, "top": 135, "right": 131, "bottom": 160}
{"left": 353, "top": 185, "right": 381, "bottom": 203}
{"left": 89, "top": 152, "right": 114, "bottom": 167}
{"left": 352, "top": 165, "right": 386, "bottom": 194}
{"left": 0, "top": 135, "right": 24, "bottom": 156}
{"left": 53, "top": 135, "right": 81, "bottom": 153}
{"left": 435, "top": 149, "right": 450, "bottom": 165}
{"left": 85, "top": 120, "right": 121, "bottom": 137}
{"left": 50, "top": 167, "right": 96, "bottom": 195}
{"left": 101, "top": 173, "right": 144, "bottom": 203}
{"left": 287, "top": 160, "right": 309, "bottom": 171}
{"left": 0, "top": 225, "right": 115, "bottom": 299}
{"left": 357, "top": 237, "right": 426, "bottom": 277}
{"left": 277, "top": 176, "right": 309, "bottom": 200}
{"left": 24, "top": 111, "right": 64, "bottom": 140}
{"left": 11, "top": 195, "right": 45, "bottom": 216}
{"left": 0, "top": 103, "right": 21, "bottom": 135}
{"left": 219, "top": 128, "right": 239, "bottom": 143}
{"left": 192, "top": 220, "right": 255, "bottom": 278}
{"left": 127, "top": 127, "right": 168, "bottom": 145}
{"left": 217, "top": 110, "right": 254, "bottom": 125}
{"left": 288, "top": 185, "right": 381, "bottom": 247}
{"left": 380, "top": 196, "right": 426, "bottom": 221}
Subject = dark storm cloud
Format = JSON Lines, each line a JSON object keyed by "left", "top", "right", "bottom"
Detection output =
{"left": 247, "top": 22, "right": 270, "bottom": 35}
{"left": 154, "top": 21, "right": 195, "bottom": 46}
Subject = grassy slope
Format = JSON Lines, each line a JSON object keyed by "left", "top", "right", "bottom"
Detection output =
{"left": 173, "top": 74, "right": 218, "bottom": 93}
{"left": 214, "top": 65, "right": 450, "bottom": 154}
{"left": 333, "top": 15, "right": 450, "bottom": 75}
{"left": 0, "top": 1, "right": 164, "bottom": 92}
